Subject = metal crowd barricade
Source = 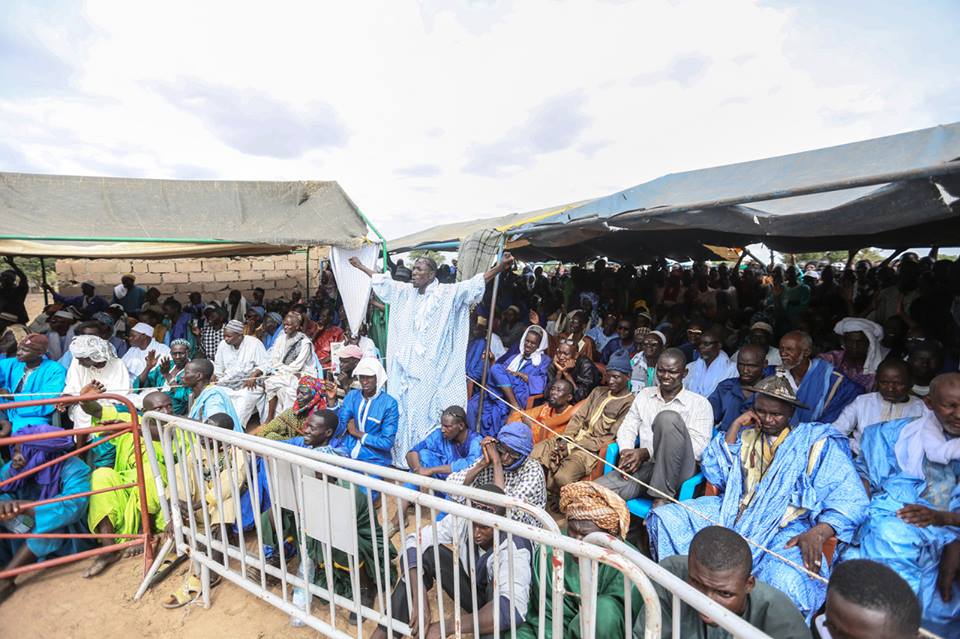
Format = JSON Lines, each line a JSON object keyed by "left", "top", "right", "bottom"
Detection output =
{"left": 585, "top": 533, "right": 775, "bottom": 639}
{"left": 0, "top": 393, "right": 156, "bottom": 579}
{"left": 141, "top": 412, "right": 666, "bottom": 639}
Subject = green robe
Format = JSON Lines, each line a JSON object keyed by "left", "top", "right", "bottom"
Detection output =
{"left": 86, "top": 405, "right": 168, "bottom": 541}
{"left": 516, "top": 543, "right": 641, "bottom": 639}
{"left": 368, "top": 303, "right": 388, "bottom": 355}
{"left": 638, "top": 555, "right": 811, "bottom": 639}
{"left": 136, "top": 365, "right": 191, "bottom": 416}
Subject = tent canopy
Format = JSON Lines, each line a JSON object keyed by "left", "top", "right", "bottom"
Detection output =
{"left": 387, "top": 200, "right": 593, "bottom": 253}
{"left": 0, "top": 173, "right": 371, "bottom": 257}
{"left": 518, "top": 122, "right": 960, "bottom": 253}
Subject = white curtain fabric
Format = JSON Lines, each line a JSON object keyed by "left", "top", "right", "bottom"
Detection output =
{"left": 330, "top": 243, "right": 381, "bottom": 335}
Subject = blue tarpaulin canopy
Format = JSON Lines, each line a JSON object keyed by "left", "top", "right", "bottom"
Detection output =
{"left": 517, "top": 122, "right": 960, "bottom": 256}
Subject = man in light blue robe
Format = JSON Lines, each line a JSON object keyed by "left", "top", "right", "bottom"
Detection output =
{"left": 775, "top": 330, "right": 864, "bottom": 425}
{"left": 842, "top": 373, "right": 960, "bottom": 637}
{"left": 181, "top": 358, "right": 243, "bottom": 433}
{"left": 648, "top": 374, "right": 868, "bottom": 621}
{"left": 467, "top": 325, "right": 550, "bottom": 437}
{"left": 349, "top": 252, "right": 515, "bottom": 467}
{"left": 0, "top": 334, "right": 67, "bottom": 435}
{"left": 406, "top": 405, "right": 482, "bottom": 480}
{"left": 0, "top": 424, "right": 92, "bottom": 603}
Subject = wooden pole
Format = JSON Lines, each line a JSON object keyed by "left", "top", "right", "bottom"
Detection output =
{"left": 476, "top": 234, "right": 506, "bottom": 428}
{"left": 40, "top": 257, "right": 50, "bottom": 306}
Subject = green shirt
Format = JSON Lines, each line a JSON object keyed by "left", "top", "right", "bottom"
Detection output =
{"left": 635, "top": 555, "right": 811, "bottom": 639}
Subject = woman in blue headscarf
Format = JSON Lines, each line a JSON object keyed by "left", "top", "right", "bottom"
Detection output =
{"left": 0, "top": 424, "right": 93, "bottom": 602}
{"left": 444, "top": 421, "right": 547, "bottom": 528}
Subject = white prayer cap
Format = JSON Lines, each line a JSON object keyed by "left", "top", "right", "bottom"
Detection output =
{"left": 131, "top": 322, "right": 154, "bottom": 337}
{"left": 649, "top": 330, "right": 667, "bottom": 345}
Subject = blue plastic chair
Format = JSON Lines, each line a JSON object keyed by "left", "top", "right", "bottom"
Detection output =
{"left": 603, "top": 441, "right": 703, "bottom": 518}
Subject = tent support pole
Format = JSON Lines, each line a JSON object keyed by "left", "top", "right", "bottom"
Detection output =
{"left": 40, "top": 257, "right": 49, "bottom": 306}
{"left": 355, "top": 209, "right": 391, "bottom": 335}
{"left": 476, "top": 234, "right": 506, "bottom": 429}
{"left": 305, "top": 247, "right": 311, "bottom": 298}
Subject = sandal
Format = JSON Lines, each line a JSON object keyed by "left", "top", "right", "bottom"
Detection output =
{"left": 149, "top": 552, "right": 189, "bottom": 589}
{"left": 162, "top": 574, "right": 201, "bottom": 609}
{"left": 161, "top": 573, "right": 223, "bottom": 609}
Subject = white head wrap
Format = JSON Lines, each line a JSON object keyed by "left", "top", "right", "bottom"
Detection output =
{"left": 69, "top": 335, "right": 113, "bottom": 363}
{"left": 353, "top": 357, "right": 388, "bottom": 393}
{"left": 508, "top": 325, "right": 549, "bottom": 371}
{"left": 649, "top": 330, "right": 667, "bottom": 345}
{"left": 833, "top": 317, "right": 886, "bottom": 374}
{"left": 131, "top": 322, "right": 154, "bottom": 337}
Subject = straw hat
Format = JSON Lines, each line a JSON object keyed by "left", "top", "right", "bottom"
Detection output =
{"left": 742, "top": 373, "right": 809, "bottom": 409}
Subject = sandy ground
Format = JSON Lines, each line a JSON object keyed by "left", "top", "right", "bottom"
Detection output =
{"left": 0, "top": 555, "right": 359, "bottom": 639}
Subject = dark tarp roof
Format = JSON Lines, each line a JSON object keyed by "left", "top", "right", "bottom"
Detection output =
{"left": 518, "top": 122, "right": 960, "bottom": 254}
{"left": 0, "top": 173, "right": 370, "bottom": 257}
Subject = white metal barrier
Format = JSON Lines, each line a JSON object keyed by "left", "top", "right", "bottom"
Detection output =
{"left": 138, "top": 413, "right": 775, "bottom": 639}
{"left": 139, "top": 413, "right": 663, "bottom": 639}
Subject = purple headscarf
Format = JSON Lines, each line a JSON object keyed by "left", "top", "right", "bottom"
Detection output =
{"left": 2, "top": 424, "right": 73, "bottom": 501}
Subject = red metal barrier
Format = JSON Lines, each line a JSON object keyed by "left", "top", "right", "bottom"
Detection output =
{"left": 0, "top": 393, "right": 155, "bottom": 580}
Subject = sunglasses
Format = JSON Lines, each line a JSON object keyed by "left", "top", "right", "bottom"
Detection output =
{"left": 496, "top": 442, "right": 519, "bottom": 458}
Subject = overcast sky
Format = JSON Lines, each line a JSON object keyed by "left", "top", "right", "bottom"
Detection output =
{"left": 1, "top": 0, "right": 957, "bottom": 241}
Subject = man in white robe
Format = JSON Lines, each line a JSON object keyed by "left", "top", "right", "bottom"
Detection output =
{"left": 832, "top": 358, "right": 927, "bottom": 455}
{"left": 684, "top": 325, "right": 736, "bottom": 397}
{"left": 349, "top": 252, "right": 515, "bottom": 467}
{"left": 263, "top": 312, "right": 316, "bottom": 419}
{"left": 63, "top": 335, "right": 136, "bottom": 430}
{"left": 214, "top": 320, "right": 270, "bottom": 428}
{"left": 121, "top": 322, "right": 170, "bottom": 378}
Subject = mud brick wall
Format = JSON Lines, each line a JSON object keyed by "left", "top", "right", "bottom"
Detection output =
{"left": 54, "top": 255, "right": 319, "bottom": 303}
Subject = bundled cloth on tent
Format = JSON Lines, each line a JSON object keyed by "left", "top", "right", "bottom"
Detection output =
{"left": 456, "top": 228, "right": 502, "bottom": 281}
{"left": 329, "top": 244, "right": 380, "bottom": 335}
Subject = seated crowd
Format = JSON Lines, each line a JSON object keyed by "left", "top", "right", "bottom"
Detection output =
{"left": 0, "top": 251, "right": 959, "bottom": 637}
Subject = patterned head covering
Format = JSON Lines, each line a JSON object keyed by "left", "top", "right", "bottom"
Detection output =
{"left": 69, "top": 335, "right": 113, "bottom": 363}
{"left": 93, "top": 311, "right": 115, "bottom": 328}
{"left": 169, "top": 338, "right": 191, "bottom": 350}
{"left": 266, "top": 312, "right": 283, "bottom": 325}
{"left": 560, "top": 481, "right": 631, "bottom": 539}
{"left": 294, "top": 375, "right": 326, "bottom": 415}
{"left": 225, "top": 319, "right": 245, "bottom": 334}
{"left": 2, "top": 425, "right": 73, "bottom": 501}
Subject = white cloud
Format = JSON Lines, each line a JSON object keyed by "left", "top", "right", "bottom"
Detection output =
{"left": 0, "top": 0, "right": 956, "bottom": 241}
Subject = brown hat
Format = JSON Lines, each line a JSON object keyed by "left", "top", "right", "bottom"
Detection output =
{"left": 742, "top": 373, "right": 808, "bottom": 409}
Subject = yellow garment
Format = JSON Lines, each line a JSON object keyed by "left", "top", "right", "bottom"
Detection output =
{"left": 737, "top": 427, "right": 829, "bottom": 527}
{"left": 86, "top": 405, "right": 168, "bottom": 542}
{"left": 169, "top": 445, "right": 247, "bottom": 526}
{"left": 738, "top": 427, "right": 791, "bottom": 513}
